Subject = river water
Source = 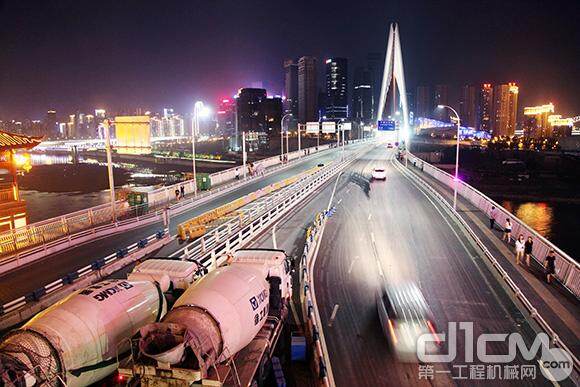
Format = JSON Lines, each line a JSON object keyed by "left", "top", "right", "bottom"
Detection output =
{"left": 500, "top": 199, "right": 578, "bottom": 261}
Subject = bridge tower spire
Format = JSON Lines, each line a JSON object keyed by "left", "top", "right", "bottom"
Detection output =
{"left": 377, "top": 22, "right": 409, "bottom": 143}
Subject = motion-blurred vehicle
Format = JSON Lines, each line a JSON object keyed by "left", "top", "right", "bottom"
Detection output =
{"left": 371, "top": 168, "right": 387, "bottom": 181}
{"left": 376, "top": 282, "right": 439, "bottom": 361}
{"left": 386, "top": 143, "right": 394, "bottom": 148}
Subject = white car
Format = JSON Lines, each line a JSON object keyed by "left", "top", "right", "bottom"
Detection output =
{"left": 371, "top": 168, "right": 387, "bottom": 181}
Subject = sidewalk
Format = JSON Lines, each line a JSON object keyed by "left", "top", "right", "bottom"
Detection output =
{"left": 406, "top": 162, "right": 580, "bottom": 358}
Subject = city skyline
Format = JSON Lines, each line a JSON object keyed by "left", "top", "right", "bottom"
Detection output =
{"left": 0, "top": 0, "right": 579, "bottom": 119}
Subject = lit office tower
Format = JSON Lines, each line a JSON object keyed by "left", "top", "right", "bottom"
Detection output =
{"left": 433, "top": 84, "right": 449, "bottom": 121}
{"left": 493, "top": 83, "right": 518, "bottom": 137}
{"left": 216, "top": 98, "right": 236, "bottom": 137}
{"left": 366, "top": 52, "right": 383, "bottom": 120}
{"left": 325, "top": 58, "right": 348, "bottom": 120}
{"left": 298, "top": 56, "right": 317, "bottom": 123}
{"left": 415, "top": 86, "right": 431, "bottom": 119}
{"left": 45, "top": 110, "right": 57, "bottom": 137}
{"left": 352, "top": 67, "right": 373, "bottom": 124}
{"left": 459, "top": 84, "right": 478, "bottom": 128}
{"left": 283, "top": 59, "right": 298, "bottom": 116}
{"left": 479, "top": 83, "right": 493, "bottom": 132}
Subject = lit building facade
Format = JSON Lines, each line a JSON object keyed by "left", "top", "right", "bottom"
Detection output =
{"left": 298, "top": 56, "right": 317, "bottom": 123}
{"left": 284, "top": 59, "right": 298, "bottom": 116}
{"left": 114, "top": 115, "right": 151, "bottom": 154}
{"left": 325, "top": 58, "right": 348, "bottom": 120}
{"left": 216, "top": 98, "right": 236, "bottom": 137}
{"left": 352, "top": 67, "right": 373, "bottom": 124}
{"left": 492, "top": 83, "right": 518, "bottom": 137}
{"left": 479, "top": 83, "right": 493, "bottom": 132}
{"left": 459, "top": 84, "right": 478, "bottom": 128}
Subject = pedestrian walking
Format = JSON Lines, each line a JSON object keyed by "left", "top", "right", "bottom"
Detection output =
{"left": 489, "top": 206, "right": 498, "bottom": 230}
{"left": 544, "top": 250, "right": 557, "bottom": 284}
{"left": 524, "top": 236, "right": 533, "bottom": 267}
{"left": 503, "top": 218, "right": 512, "bottom": 243}
{"left": 174, "top": 188, "right": 180, "bottom": 201}
{"left": 180, "top": 185, "right": 185, "bottom": 199}
{"left": 515, "top": 234, "right": 525, "bottom": 265}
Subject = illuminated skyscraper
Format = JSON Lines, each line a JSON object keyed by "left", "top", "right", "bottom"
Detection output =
{"left": 459, "top": 84, "right": 478, "bottom": 128}
{"left": 45, "top": 110, "right": 57, "bottom": 137}
{"left": 366, "top": 52, "right": 382, "bottom": 121}
{"left": 325, "top": 57, "right": 348, "bottom": 120}
{"left": 283, "top": 59, "right": 298, "bottom": 116}
{"left": 479, "top": 83, "right": 493, "bottom": 132}
{"left": 352, "top": 67, "right": 373, "bottom": 124}
{"left": 492, "top": 83, "right": 518, "bottom": 137}
{"left": 298, "top": 56, "right": 317, "bottom": 123}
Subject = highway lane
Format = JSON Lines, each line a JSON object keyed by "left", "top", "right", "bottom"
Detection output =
{"left": 0, "top": 144, "right": 361, "bottom": 305}
{"left": 312, "top": 146, "right": 558, "bottom": 386}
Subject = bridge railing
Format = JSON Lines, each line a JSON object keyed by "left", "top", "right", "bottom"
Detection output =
{"left": 406, "top": 153, "right": 580, "bottom": 298}
{"left": 0, "top": 141, "right": 353, "bottom": 262}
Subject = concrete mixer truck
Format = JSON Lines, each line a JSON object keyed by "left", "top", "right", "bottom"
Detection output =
{"left": 119, "top": 248, "right": 293, "bottom": 386}
{"left": 0, "top": 258, "right": 201, "bottom": 387}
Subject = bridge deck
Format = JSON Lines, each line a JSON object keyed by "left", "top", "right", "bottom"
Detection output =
{"left": 0, "top": 148, "right": 346, "bottom": 306}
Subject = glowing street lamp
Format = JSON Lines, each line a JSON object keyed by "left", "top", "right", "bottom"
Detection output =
{"left": 437, "top": 104, "right": 461, "bottom": 210}
{"left": 281, "top": 113, "right": 292, "bottom": 162}
{"left": 192, "top": 101, "right": 211, "bottom": 195}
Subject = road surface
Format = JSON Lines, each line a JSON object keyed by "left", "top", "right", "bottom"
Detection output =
{"left": 312, "top": 146, "right": 560, "bottom": 386}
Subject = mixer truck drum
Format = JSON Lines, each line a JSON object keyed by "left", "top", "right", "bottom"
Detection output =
{"left": 0, "top": 331, "right": 62, "bottom": 387}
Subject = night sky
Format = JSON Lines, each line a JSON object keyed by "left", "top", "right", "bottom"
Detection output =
{"left": 1, "top": 0, "right": 578, "bottom": 119}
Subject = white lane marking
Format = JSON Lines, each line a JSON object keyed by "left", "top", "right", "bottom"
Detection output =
{"left": 271, "top": 223, "right": 278, "bottom": 249}
{"left": 368, "top": 213, "right": 372, "bottom": 221}
{"left": 371, "top": 231, "right": 376, "bottom": 244}
{"left": 348, "top": 256, "right": 360, "bottom": 274}
{"left": 328, "top": 304, "right": 340, "bottom": 327}
{"left": 337, "top": 198, "right": 343, "bottom": 205}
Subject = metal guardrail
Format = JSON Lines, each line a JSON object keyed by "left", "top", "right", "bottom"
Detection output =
{"left": 405, "top": 153, "right": 580, "bottom": 298}
{"left": 0, "top": 229, "right": 167, "bottom": 317}
{"left": 393, "top": 157, "right": 580, "bottom": 373}
{"left": 300, "top": 212, "right": 332, "bottom": 386}
{"left": 0, "top": 141, "right": 359, "bottom": 261}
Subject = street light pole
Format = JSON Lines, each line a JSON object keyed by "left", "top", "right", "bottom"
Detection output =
{"left": 192, "top": 102, "right": 203, "bottom": 196}
{"left": 102, "top": 119, "right": 116, "bottom": 222}
{"left": 242, "top": 131, "right": 247, "bottom": 179}
{"left": 281, "top": 113, "right": 292, "bottom": 162}
{"left": 438, "top": 104, "right": 461, "bottom": 210}
{"left": 297, "top": 124, "right": 302, "bottom": 158}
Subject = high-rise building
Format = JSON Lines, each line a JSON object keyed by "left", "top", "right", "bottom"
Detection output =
{"left": 235, "top": 88, "right": 281, "bottom": 151}
{"left": 492, "top": 83, "right": 518, "bottom": 137}
{"left": 459, "top": 84, "right": 478, "bottom": 128}
{"left": 415, "top": 86, "right": 431, "bottom": 119}
{"left": 352, "top": 67, "right": 373, "bottom": 124}
{"left": 366, "top": 52, "right": 383, "bottom": 121}
{"left": 298, "top": 56, "right": 317, "bottom": 123}
{"left": 523, "top": 103, "right": 555, "bottom": 138}
{"left": 325, "top": 58, "right": 348, "bottom": 120}
{"left": 45, "top": 110, "right": 57, "bottom": 138}
{"left": 283, "top": 59, "right": 298, "bottom": 116}
{"left": 479, "top": 83, "right": 493, "bottom": 132}
{"left": 216, "top": 98, "right": 236, "bottom": 137}
{"left": 433, "top": 84, "right": 449, "bottom": 121}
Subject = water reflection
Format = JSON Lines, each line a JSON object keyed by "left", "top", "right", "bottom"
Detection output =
{"left": 502, "top": 200, "right": 554, "bottom": 239}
